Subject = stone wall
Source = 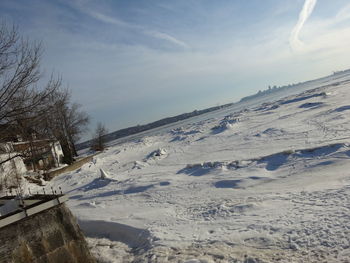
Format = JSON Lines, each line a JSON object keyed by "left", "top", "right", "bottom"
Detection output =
{"left": 0, "top": 204, "right": 96, "bottom": 263}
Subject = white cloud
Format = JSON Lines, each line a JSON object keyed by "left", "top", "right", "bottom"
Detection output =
{"left": 290, "top": 0, "right": 317, "bottom": 52}
{"left": 291, "top": 2, "right": 350, "bottom": 59}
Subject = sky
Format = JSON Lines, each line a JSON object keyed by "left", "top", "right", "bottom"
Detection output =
{"left": 1, "top": 0, "right": 350, "bottom": 137}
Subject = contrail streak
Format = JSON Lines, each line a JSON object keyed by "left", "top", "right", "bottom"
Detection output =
{"left": 290, "top": 0, "right": 317, "bottom": 51}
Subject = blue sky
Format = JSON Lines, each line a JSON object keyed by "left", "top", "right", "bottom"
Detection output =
{"left": 1, "top": 0, "right": 350, "bottom": 136}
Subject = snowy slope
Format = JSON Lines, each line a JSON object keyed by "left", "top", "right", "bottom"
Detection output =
{"left": 48, "top": 73, "right": 350, "bottom": 262}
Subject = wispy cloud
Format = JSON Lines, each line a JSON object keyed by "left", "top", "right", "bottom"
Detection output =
{"left": 335, "top": 3, "right": 350, "bottom": 22}
{"left": 70, "top": 1, "right": 189, "bottom": 49}
{"left": 145, "top": 30, "right": 189, "bottom": 49}
{"left": 290, "top": 0, "right": 317, "bottom": 52}
{"left": 84, "top": 9, "right": 132, "bottom": 28}
{"left": 290, "top": 1, "right": 350, "bottom": 57}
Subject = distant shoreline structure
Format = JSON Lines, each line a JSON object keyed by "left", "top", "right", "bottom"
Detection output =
{"left": 333, "top": 69, "right": 350, "bottom": 75}
{"left": 240, "top": 68, "right": 350, "bottom": 103}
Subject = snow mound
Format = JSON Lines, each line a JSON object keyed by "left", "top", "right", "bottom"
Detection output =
{"left": 179, "top": 160, "right": 254, "bottom": 176}
{"left": 255, "top": 103, "right": 279, "bottom": 112}
{"left": 147, "top": 148, "right": 167, "bottom": 160}
{"left": 132, "top": 161, "right": 148, "bottom": 169}
{"left": 280, "top": 91, "right": 327, "bottom": 105}
{"left": 180, "top": 143, "right": 349, "bottom": 176}
{"left": 138, "top": 137, "right": 154, "bottom": 146}
{"left": 299, "top": 102, "right": 324, "bottom": 109}
{"left": 211, "top": 117, "right": 240, "bottom": 134}
{"left": 170, "top": 127, "right": 201, "bottom": 142}
{"left": 78, "top": 219, "right": 152, "bottom": 249}
{"left": 171, "top": 127, "right": 201, "bottom": 136}
{"left": 179, "top": 162, "right": 230, "bottom": 176}
{"left": 170, "top": 135, "right": 187, "bottom": 142}
{"left": 255, "top": 128, "right": 286, "bottom": 137}
{"left": 256, "top": 143, "right": 348, "bottom": 171}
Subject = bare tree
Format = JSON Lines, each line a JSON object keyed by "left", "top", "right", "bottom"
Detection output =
{"left": 0, "top": 22, "right": 89, "bottom": 168}
{"left": 91, "top": 122, "right": 108, "bottom": 151}
{"left": 39, "top": 86, "right": 89, "bottom": 164}
{"left": 65, "top": 102, "right": 89, "bottom": 156}
{"left": 0, "top": 22, "right": 60, "bottom": 170}
{"left": 0, "top": 22, "right": 57, "bottom": 125}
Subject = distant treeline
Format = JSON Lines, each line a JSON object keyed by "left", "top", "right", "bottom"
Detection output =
{"left": 77, "top": 103, "right": 233, "bottom": 150}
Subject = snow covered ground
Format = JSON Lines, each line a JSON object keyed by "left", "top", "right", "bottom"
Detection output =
{"left": 48, "top": 72, "right": 350, "bottom": 262}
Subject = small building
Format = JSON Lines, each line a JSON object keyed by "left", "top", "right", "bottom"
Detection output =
{"left": 0, "top": 124, "right": 64, "bottom": 173}
{"left": 12, "top": 139, "right": 64, "bottom": 171}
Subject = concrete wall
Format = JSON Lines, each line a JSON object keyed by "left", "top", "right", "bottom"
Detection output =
{"left": 44, "top": 154, "right": 98, "bottom": 180}
{"left": 0, "top": 143, "right": 27, "bottom": 178}
{"left": 0, "top": 153, "right": 27, "bottom": 190}
{"left": 0, "top": 204, "right": 96, "bottom": 263}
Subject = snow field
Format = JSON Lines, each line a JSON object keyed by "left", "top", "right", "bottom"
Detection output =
{"left": 46, "top": 72, "right": 350, "bottom": 262}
